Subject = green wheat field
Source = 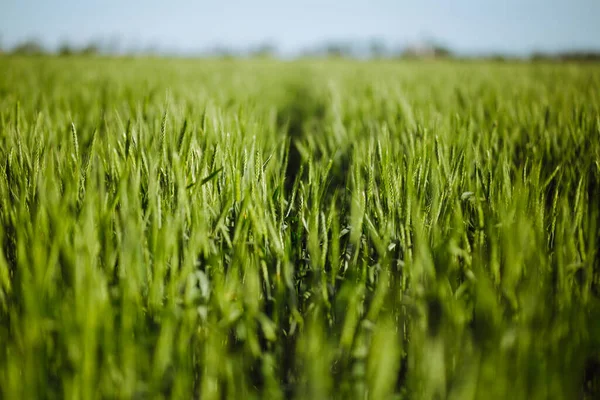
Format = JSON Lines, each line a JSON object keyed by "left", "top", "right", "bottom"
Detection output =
{"left": 1, "top": 56, "right": 599, "bottom": 399}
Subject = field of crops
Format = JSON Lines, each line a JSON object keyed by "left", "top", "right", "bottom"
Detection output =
{"left": 0, "top": 56, "right": 599, "bottom": 399}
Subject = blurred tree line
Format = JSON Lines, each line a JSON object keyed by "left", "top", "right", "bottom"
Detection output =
{"left": 2, "top": 39, "right": 101, "bottom": 56}
{"left": 1, "top": 37, "right": 599, "bottom": 61}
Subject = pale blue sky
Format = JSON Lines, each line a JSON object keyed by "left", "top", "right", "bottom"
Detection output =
{"left": 1, "top": 0, "right": 599, "bottom": 55}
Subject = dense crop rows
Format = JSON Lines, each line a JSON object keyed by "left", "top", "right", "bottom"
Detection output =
{"left": 0, "top": 57, "right": 599, "bottom": 399}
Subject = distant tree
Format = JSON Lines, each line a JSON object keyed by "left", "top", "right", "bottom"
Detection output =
{"left": 368, "top": 38, "right": 387, "bottom": 59}
{"left": 11, "top": 39, "right": 45, "bottom": 55}
{"left": 324, "top": 42, "right": 353, "bottom": 58}
{"left": 57, "top": 40, "right": 100, "bottom": 56}
{"left": 249, "top": 42, "right": 277, "bottom": 58}
{"left": 558, "top": 51, "right": 600, "bottom": 62}
{"left": 58, "top": 42, "right": 74, "bottom": 56}
{"left": 81, "top": 42, "right": 100, "bottom": 56}
{"left": 531, "top": 52, "right": 549, "bottom": 62}
{"left": 431, "top": 44, "right": 452, "bottom": 58}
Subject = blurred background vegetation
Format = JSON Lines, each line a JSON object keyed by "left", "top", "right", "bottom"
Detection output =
{"left": 3, "top": 37, "right": 600, "bottom": 61}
